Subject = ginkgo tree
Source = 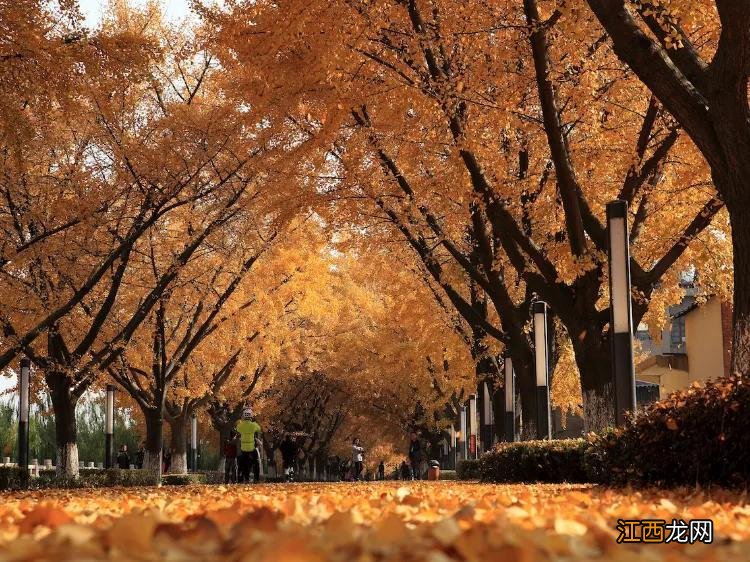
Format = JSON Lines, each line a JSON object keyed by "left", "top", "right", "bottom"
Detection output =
{"left": 576, "top": 0, "right": 749, "bottom": 373}
{"left": 214, "top": 0, "right": 731, "bottom": 429}
{"left": 1, "top": 0, "right": 322, "bottom": 476}
{"left": 1, "top": 0, "right": 738, "bottom": 473}
{"left": 111, "top": 219, "right": 328, "bottom": 475}
{"left": 2, "top": 1, "right": 258, "bottom": 475}
{"left": 0, "top": 0, "right": 163, "bottom": 371}
{"left": 252, "top": 240, "right": 476, "bottom": 471}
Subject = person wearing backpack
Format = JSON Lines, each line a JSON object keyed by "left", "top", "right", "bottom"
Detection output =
{"left": 235, "top": 407, "right": 262, "bottom": 483}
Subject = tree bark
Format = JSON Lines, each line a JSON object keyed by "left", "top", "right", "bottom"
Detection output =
{"left": 46, "top": 371, "right": 80, "bottom": 478}
{"left": 168, "top": 416, "right": 188, "bottom": 475}
{"left": 507, "top": 340, "right": 537, "bottom": 440}
{"left": 726, "top": 197, "right": 750, "bottom": 374}
{"left": 475, "top": 354, "right": 502, "bottom": 447}
{"left": 142, "top": 408, "right": 163, "bottom": 481}
{"left": 570, "top": 331, "right": 615, "bottom": 432}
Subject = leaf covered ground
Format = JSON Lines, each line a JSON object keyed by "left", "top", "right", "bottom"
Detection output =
{"left": 0, "top": 482, "right": 748, "bottom": 561}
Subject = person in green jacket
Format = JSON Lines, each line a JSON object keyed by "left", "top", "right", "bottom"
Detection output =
{"left": 235, "top": 407, "right": 262, "bottom": 483}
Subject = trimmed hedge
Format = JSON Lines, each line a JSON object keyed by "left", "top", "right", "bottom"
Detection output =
{"left": 37, "top": 468, "right": 159, "bottom": 488}
{"left": 479, "top": 439, "right": 588, "bottom": 483}
{"left": 586, "top": 375, "right": 750, "bottom": 487}
{"left": 1, "top": 467, "right": 159, "bottom": 490}
{"left": 0, "top": 466, "right": 27, "bottom": 490}
{"left": 439, "top": 470, "right": 457, "bottom": 481}
{"left": 161, "top": 473, "right": 207, "bottom": 486}
{"left": 456, "top": 460, "right": 481, "bottom": 480}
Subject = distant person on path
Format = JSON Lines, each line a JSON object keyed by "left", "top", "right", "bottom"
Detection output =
{"left": 135, "top": 442, "right": 145, "bottom": 469}
{"left": 352, "top": 438, "right": 365, "bottom": 481}
{"left": 116, "top": 444, "right": 130, "bottom": 469}
{"left": 163, "top": 447, "right": 172, "bottom": 474}
{"left": 399, "top": 460, "right": 411, "bottom": 480}
{"left": 236, "top": 407, "right": 262, "bottom": 483}
{"left": 408, "top": 432, "right": 421, "bottom": 480}
{"left": 280, "top": 433, "right": 297, "bottom": 482}
{"left": 224, "top": 430, "right": 239, "bottom": 483}
{"left": 377, "top": 460, "right": 385, "bottom": 480}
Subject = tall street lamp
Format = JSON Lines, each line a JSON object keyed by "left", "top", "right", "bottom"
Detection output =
{"left": 18, "top": 358, "right": 31, "bottom": 481}
{"left": 533, "top": 301, "right": 552, "bottom": 440}
{"left": 482, "top": 380, "right": 494, "bottom": 449}
{"left": 607, "top": 200, "right": 636, "bottom": 425}
{"left": 504, "top": 355, "right": 515, "bottom": 442}
{"left": 468, "top": 394, "right": 478, "bottom": 459}
{"left": 459, "top": 405, "right": 467, "bottom": 460}
{"left": 105, "top": 385, "right": 115, "bottom": 469}
{"left": 190, "top": 413, "right": 198, "bottom": 472}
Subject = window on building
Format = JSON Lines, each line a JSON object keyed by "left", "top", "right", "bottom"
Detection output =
{"left": 670, "top": 316, "right": 686, "bottom": 352}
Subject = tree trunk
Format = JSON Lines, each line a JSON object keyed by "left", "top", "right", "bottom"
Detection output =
{"left": 571, "top": 331, "right": 614, "bottom": 432}
{"left": 168, "top": 416, "right": 188, "bottom": 475}
{"left": 476, "top": 355, "right": 502, "bottom": 447}
{"left": 491, "top": 388, "right": 503, "bottom": 443}
{"left": 46, "top": 371, "right": 80, "bottom": 478}
{"left": 508, "top": 342, "right": 537, "bottom": 440}
{"left": 142, "top": 408, "right": 163, "bottom": 482}
{"left": 515, "top": 361, "right": 537, "bottom": 440}
{"left": 726, "top": 198, "right": 750, "bottom": 375}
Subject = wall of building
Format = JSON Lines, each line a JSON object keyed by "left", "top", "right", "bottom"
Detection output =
{"left": 721, "top": 300, "right": 733, "bottom": 376}
{"left": 685, "top": 297, "right": 725, "bottom": 381}
{"left": 636, "top": 365, "right": 690, "bottom": 399}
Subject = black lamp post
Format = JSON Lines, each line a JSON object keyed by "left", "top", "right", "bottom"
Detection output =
{"left": 607, "top": 200, "right": 636, "bottom": 425}
{"left": 533, "top": 301, "right": 552, "bottom": 440}
{"left": 190, "top": 413, "right": 198, "bottom": 471}
{"left": 504, "top": 355, "right": 515, "bottom": 442}
{"left": 18, "top": 358, "right": 30, "bottom": 481}
{"left": 105, "top": 385, "right": 115, "bottom": 469}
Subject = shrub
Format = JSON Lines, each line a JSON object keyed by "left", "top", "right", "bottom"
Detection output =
{"left": 34, "top": 468, "right": 158, "bottom": 489}
{"left": 0, "top": 466, "right": 26, "bottom": 490}
{"left": 439, "top": 470, "right": 457, "bottom": 481}
{"left": 479, "top": 439, "right": 588, "bottom": 483}
{"left": 161, "top": 473, "right": 207, "bottom": 486}
{"left": 107, "top": 469, "right": 160, "bottom": 487}
{"left": 586, "top": 376, "right": 750, "bottom": 487}
{"left": 195, "top": 470, "right": 224, "bottom": 485}
{"left": 456, "top": 460, "right": 481, "bottom": 480}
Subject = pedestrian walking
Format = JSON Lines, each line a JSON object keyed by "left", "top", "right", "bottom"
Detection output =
{"left": 352, "top": 437, "right": 365, "bottom": 481}
{"left": 280, "top": 433, "right": 297, "bottom": 482}
{"left": 408, "top": 432, "right": 421, "bottom": 480}
{"left": 224, "top": 430, "right": 239, "bottom": 483}
{"left": 135, "top": 442, "right": 145, "bottom": 469}
{"left": 116, "top": 444, "right": 130, "bottom": 469}
{"left": 377, "top": 460, "right": 385, "bottom": 480}
{"left": 236, "top": 407, "right": 262, "bottom": 483}
{"left": 162, "top": 447, "right": 172, "bottom": 474}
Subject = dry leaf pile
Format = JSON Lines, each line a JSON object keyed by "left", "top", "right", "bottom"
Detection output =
{"left": 1, "top": 482, "right": 749, "bottom": 561}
